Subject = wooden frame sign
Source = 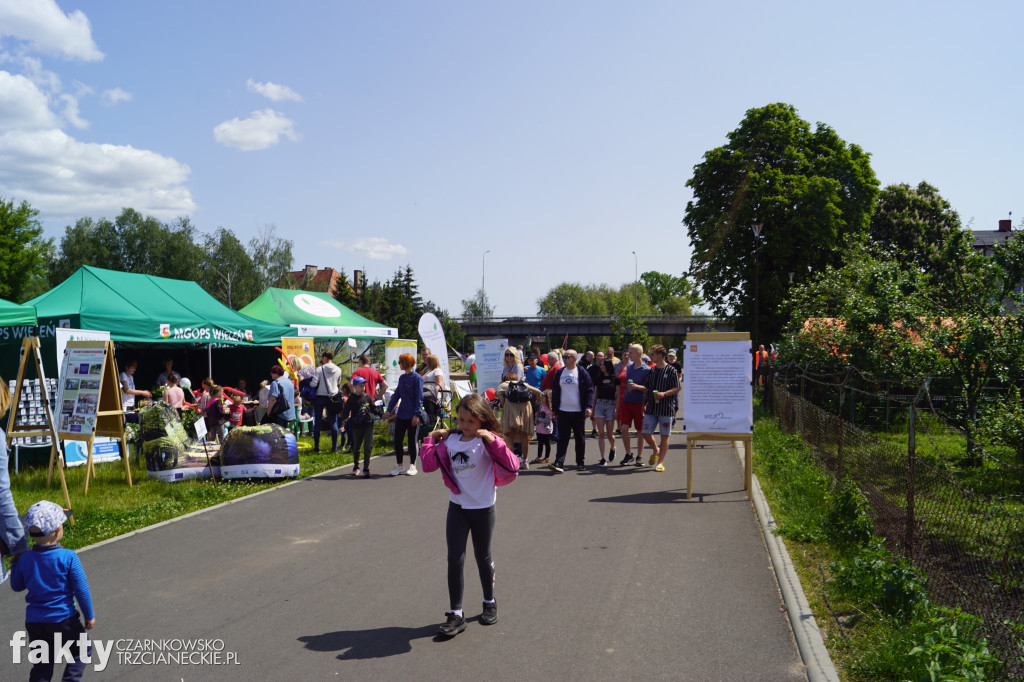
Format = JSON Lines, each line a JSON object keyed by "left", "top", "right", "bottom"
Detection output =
{"left": 682, "top": 332, "right": 754, "bottom": 499}
{"left": 56, "top": 340, "right": 131, "bottom": 494}
{"left": 6, "top": 337, "right": 73, "bottom": 517}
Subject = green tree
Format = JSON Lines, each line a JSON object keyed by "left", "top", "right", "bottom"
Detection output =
{"left": 684, "top": 103, "right": 879, "bottom": 346}
{"left": 331, "top": 268, "right": 357, "bottom": 309}
{"left": 49, "top": 216, "right": 117, "bottom": 286}
{"left": 639, "top": 270, "right": 701, "bottom": 314}
{"left": 460, "top": 288, "right": 493, "bottom": 319}
{"left": 782, "top": 236, "right": 1024, "bottom": 465}
{"left": 49, "top": 209, "right": 205, "bottom": 285}
{"left": 0, "top": 197, "right": 53, "bottom": 302}
{"left": 199, "top": 228, "right": 258, "bottom": 308}
{"left": 869, "top": 182, "right": 964, "bottom": 275}
{"left": 248, "top": 224, "right": 293, "bottom": 301}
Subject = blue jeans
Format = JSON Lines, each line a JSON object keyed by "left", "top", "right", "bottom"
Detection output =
{"left": 1, "top": 432, "right": 28, "bottom": 560}
{"left": 313, "top": 396, "right": 338, "bottom": 451}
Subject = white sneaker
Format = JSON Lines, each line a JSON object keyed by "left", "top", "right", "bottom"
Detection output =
{"left": 406, "top": 464, "right": 418, "bottom": 476}
{"left": 390, "top": 465, "right": 404, "bottom": 476}
{"left": 520, "top": 458, "right": 529, "bottom": 470}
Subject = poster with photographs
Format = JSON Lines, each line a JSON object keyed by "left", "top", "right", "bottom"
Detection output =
{"left": 8, "top": 378, "right": 58, "bottom": 446}
{"left": 56, "top": 346, "right": 107, "bottom": 435}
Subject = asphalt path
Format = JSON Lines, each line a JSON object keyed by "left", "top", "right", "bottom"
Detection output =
{"left": 2, "top": 432, "right": 806, "bottom": 681}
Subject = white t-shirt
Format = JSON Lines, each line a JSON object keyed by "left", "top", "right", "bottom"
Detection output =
{"left": 120, "top": 371, "right": 135, "bottom": 411}
{"left": 446, "top": 434, "right": 496, "bottom": 509}
{"left": 559, "top": 367, "right": 582, "bottom": 412}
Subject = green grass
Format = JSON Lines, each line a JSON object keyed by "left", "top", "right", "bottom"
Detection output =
{"left": 7, "top": 423, "right": 395, "bottom": 550}
{"left": 753, "top": 401, "right": 1010, "bottom": 681}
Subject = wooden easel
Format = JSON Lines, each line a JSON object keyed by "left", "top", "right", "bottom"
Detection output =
{"left": 682, "top": 332, "right": 754, "bottom": 500}
{"left": 56, "top": 341, "right": 131, "bottom": 495}
{"left": 5, "top": 337, "right": 73, "bottom": 519}
{"left": 685, "top": 433, "right": 752, "bottom": 500}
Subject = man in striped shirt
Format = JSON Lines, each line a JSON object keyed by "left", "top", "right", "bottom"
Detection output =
{"left": 629, "top": 344, "right": 680, "bottom": 472}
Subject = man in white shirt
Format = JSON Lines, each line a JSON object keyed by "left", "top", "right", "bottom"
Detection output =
{"left": 548, "top": 350, "right": 595, "bottom": 473}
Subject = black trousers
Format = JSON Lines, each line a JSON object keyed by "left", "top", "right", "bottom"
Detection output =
{"left": 536, "top": 433, "right": 552, "bottom": 459}
{"left": 446, "top": 502, "right": 495, "bottom": 611}
{"left": 393, "top": 418, "right": 418, "bottom": 466}
{"left": 25, "top": 613, "right": 90, "bottom": 682}
{"left": 555, "top": 410, "right": 587, "bottom": 467}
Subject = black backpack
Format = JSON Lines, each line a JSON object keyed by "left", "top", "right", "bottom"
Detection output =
{"left": 506, "top": 381, "right": 531, "bottom": 403}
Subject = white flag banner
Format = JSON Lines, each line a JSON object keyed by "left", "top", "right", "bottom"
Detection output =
{"left": 417, "top": 313, "right": 450, "bottom": 389}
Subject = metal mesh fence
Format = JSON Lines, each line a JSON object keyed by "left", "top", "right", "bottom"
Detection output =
{"left": 767, "top": 366, "right": 1023, "bottom": 677}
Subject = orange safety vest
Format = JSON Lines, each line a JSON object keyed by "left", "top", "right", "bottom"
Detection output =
{"left": 755, "top": 350, "right": 768, "bottom": 368}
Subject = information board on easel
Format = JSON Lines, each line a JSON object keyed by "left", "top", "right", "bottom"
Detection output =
{"left": 55, "top": 340, "right": 131, "bottom": 494}
{"left": 682, "top": 332, "right": 753, "bottom": 499}
{"left": 5, "top": 337, "right": 73, "bottom": 518}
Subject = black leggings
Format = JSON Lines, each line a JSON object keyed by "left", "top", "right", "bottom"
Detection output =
{"left": 536, "top": 433, "right": 552, "bottom": 459}
{"left": 393, "top": 417, "right": 418, "bottom": 465}
{"left": 446, "top": 502, "right": 495, "bottom": 611}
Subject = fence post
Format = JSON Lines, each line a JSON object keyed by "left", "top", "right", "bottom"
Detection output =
{"left": 905, "top": 377, "right": 930, "bottom": 560}
{"left": 906, "top": 403, "right": 916, "bottom": 559}
{"left": 838, "top": 379, "right": 845, "bottom": 476}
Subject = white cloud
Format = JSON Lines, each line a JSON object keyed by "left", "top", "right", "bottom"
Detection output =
{"left": 59, "top": 93, "right": 88, "bottom": 129}
{"left": 0, "top": 0, "right": 103, "bottom": 61}
{"left": 246, "top": 78, "right": 302, "bottom": 102}
{"left": 322, "top": 237, "right": 409, "bottom": 261}
{"left": 101, "top": 87, "right": 131, "bottom": 105}
{"left": 0, "top": 70, "right": 59, "bottom": 129}
{"left": 213, "top": 108, "right": 298, "bottom": 151}
{"left": 0, "top": 4, "right": 195, "bottom": 221}
{"left": 0, "top": 129, "right": 195, "bottom": 219}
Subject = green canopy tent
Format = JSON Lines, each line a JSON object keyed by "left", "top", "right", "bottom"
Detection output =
{"left": 8, "top": 266, "right": 298, "bottom": 384}
{"left": 239, "top": 288, "right": 397, "bottom": 339}
{"left": 26, "top": 266, "right": 296, "bottom": 346}
{"left": 0, "top": 298, "right": 37, "bottom": 327}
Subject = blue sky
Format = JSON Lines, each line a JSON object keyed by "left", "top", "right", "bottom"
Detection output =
{"left": 1, "top": 1, "right": 1021, "bottom": 317}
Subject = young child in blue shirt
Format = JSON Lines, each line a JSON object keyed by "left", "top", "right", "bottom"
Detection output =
{"left": 10, "top": 501, "right": 96, "bottom": 681}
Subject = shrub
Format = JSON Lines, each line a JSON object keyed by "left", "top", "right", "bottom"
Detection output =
{"left": 825, "top": 476, "right": 874, "bottom": 549}
{"left": 830, "top": 539, "right": 929, "bottom": 622}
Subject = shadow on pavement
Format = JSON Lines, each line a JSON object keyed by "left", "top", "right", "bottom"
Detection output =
{"left": 298, "top": 623, "right": 444, "bottom": 659}
{"left": 589, "top": 489, "right": 748, "bottom": 504}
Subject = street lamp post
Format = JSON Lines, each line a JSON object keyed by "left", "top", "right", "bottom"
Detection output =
{"left": 631, "top": 250, "right": 638, "bottom": 314}
{"left": 752, "top": 221, "right": 763, "bottom": 352}
{"left": 482, "top": 249, "right": 490, "bottom": 300}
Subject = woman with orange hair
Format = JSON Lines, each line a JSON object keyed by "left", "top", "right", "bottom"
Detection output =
{"left": 386, "top": 353, "right": 424, "bottom": 476}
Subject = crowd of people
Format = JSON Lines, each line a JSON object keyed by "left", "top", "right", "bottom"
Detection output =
{"left": 2, "top": 340, "right": 690, "bottom": 659}
{"left": 113, "top": 342, "right": 686, "bottom": 477}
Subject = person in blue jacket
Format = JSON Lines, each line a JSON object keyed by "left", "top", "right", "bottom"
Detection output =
{"left": 386, "top": 353, "right": 424, "bottom": 477}
{"left": 10, "top": 501, "right": 96, "bottom": 682}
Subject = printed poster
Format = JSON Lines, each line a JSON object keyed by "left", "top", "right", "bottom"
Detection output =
{"left": 473, "top": 338, "right": 508, "bottom": 395}
{"left": 385, "top": 339, "right": 418, "bottom": 390}
{"left": 682, "top": 337, "right": 753, "bottom": 434}
{"left": 282, "top": 337, "right": 315, "bottom": 369}
{"left": 56, "top": 347, "right": 106, "bottom": 435}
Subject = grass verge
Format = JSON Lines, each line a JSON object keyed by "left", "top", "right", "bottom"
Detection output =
{"left": 7, "top": 424, "right": 394, "bottom": 550}
{"left": 753, "top": 401, "right": 1011, "bottom": 680}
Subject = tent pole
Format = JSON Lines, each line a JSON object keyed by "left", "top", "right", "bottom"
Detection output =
{"left": 207, "top": 343, "right": 212, "bottom": 378}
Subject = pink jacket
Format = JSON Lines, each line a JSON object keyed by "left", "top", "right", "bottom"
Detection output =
{"left": 419, "top": 435, "right": 519, "bottom": 495}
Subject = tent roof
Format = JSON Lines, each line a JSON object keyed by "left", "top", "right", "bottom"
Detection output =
{"left": 0, "top": 298, "right": 37, "bottom": 326}
{"left": 26, "top": 266, "right": 295, "bottom": 345}
{"left": 239, "top": 288, "right": 398, "bottom": 339}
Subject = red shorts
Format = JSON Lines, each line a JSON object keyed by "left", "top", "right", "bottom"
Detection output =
{"left": 619, "top": 401, "right": 644, "bottom": 430}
